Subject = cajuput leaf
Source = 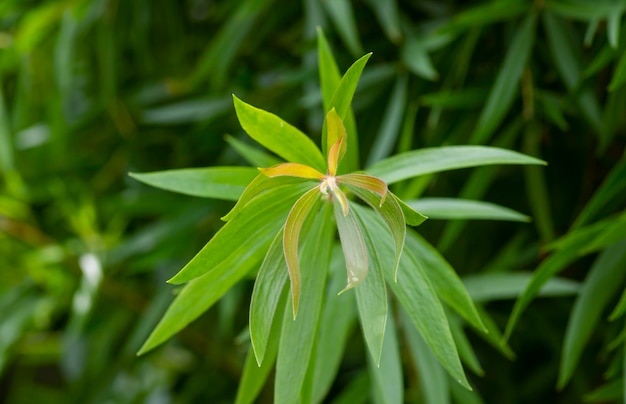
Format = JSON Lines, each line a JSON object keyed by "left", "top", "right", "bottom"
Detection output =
{"left": 233, "top": 95, "right": 326, "bottom": 171}
{"left": 249, "top": 230, "right": 288, "bottom": 365}
{"left": 283, "top": 186, "right": 321, "bottom": 317}
{"left": 130, "top": 167, "right": 258, "bottom": 201}
{"left": 334, "top": 198, "right": 368, "bottom": 294}
{"left": 347, "top": 184, "right": 405, "bottom": 281}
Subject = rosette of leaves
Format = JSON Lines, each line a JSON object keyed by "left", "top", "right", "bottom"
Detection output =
{"left": 132, "top": 32, "right": 546, "bottom": 403}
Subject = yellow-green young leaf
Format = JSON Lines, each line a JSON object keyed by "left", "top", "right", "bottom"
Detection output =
{"left": 394, "top": 194, "right": 428, "bottom": 226}
{"left": 334, "top": 199, "right": 368, "bottom": 294}
{"left": 130, "top": 167, "right": 258, "bottom": 201}
{"left": 326, "top": 108, "right": 347, "bottom": 165}
{"left": 327, "top": 137, "right": 345, "bottom": 177}
{"left": 232, "top": 95, "right": 326, "bottom": 171}
{"left": 408, "top": 198, "right": 530, "bottom": 222}
{"left": 284, "top": 186, "right": 321, "bottom": 317}
{"left": 222, "top": 173, "right": 303, "bottom": 222}
{"left": 339, "top": 173, "right": 388, "bottom": 203}
{"left": 260, "top": 163, "right": 325, "bottom": 180}
{"left": 347, "top": 185, "right": 404, "bottom": 281}
{"left": 249, "top": 230, "right": 288, "bottom": 365}
{"left": 169, "top": 183, "right": 310, "bottom": 284}
{"left": 368, "top": 146, "right": 546, "bottom": 185}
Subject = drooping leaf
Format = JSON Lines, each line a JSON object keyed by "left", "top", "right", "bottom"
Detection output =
{"left": 233, "top": 95, "right": 326, "bottom": 171}
{"left": 168, "top": 183, "right": 310, "bottom": 284}
{"left": 394, "top": 194, "right": 428, "bottom": 226}
{"left": 275, "top": 204, "right": 333, "bottom": 403}
{"left": 334, "top": 199, "right": 368, "bottom": 294}
{"left": 283, "top": 186, "right": 322, "bottom": 317}
{"left": 408, "top": 197, "right": 530, "bottom": 222}
{"left": 249, "top": 230, "right": 288, "bottom": 365}
{"left": 368, "top": 146, "right": 546, "bottom": 185}
{"left": 340, "top": 173, "right": 388, "bottom": 202}
{"left": 368, "top": 312, "right": 403, "bottom": 404}
{"left": 558, "top": 240, "right": 626, "bottom": 389}
{"left": 130, "top": 167, "right": 258, "bottom": 201}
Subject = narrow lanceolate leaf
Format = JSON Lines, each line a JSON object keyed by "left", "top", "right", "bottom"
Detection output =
{"left": 284, "top": 186, "right": 321, "bottom": 317}
{"left": 609, "top": 289, "right": 626, "bottom": 320}
{"left": 470, "top": 13, "right": 536, "bottom": 144}
{"left": 408, "top": 198, "right": 530, "bottom": 222}
{"left": 225, "top": 135, "right": 283, "bottom": 168}
{"left": 368, "top": 312, "right": 404, "bottom": 404}
{"left": 317, "top": 28, "right": 342, "bottom": 112}
{"left": 347, "top": 185, "right": 404, "bottom": 281}
{"left": 356, "top": 206, "right": 471, "bottom": 389}
{"left": 368, "top": 146, "right": 546, "bottom": 185}
{"left": 395, "top": 194, "right": 428, "bottom": 226}
{"left": 328, "top": 137, "right": 345, "bottom": 177}
{"left": 130, "top": 167, "right": 258, "bottom": 201}
{"left": 260, "top": 163, "right": 325, "bottom": 180}
{"left": 326, "top": 108, "right": 347, "bottom": 164}
{"left": 353, "top": 209, "right": 389, "bottom": 367}
{"left": 233, "top": 95, "right": 326, "bottom": 171}
{"left": 558, "top": 239, "right": 626, "bottom": 389}
{"left": 169, "top": 183, "right": 310, "bottom": 284}
{"left": 328, "top": 53, "right": 372, "bottom": 120}
{"left": 334, "top": 199, "right": 368, "bottom": 294}
{"left": 222, "top": 173, "right": 303, "bottom": 221}
{"left": 249, "top": 230, "right": 288, "bottom": 365}
{"left": 339, "top": 173, "right": 388, "bottom": 203}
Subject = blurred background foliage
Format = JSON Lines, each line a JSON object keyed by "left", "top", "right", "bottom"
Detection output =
{"left": 0, "top": 0, "right": 625, "bottom": 402}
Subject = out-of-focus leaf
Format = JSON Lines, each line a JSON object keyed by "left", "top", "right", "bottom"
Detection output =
{"left": 129, "top": 167, "right": 257, "bottom": 201}
{"left": 284, "top": 186, "right": 321, "bottom": 316}
{"left": 275, "top": 204, "right": 333, "bottom": 404}
{"left": 368, "top": 312, "right": 403, "bottom": 404}
{"left": 328, "top": 53, "right": 372, "bottom": 121}
{"left": 368, "top": 146, "right": 545, "bottom": 185}
{"left": 168, "top": 183, "right": 309, "bottom": 284}
{"left": 583, "top": 379, "right": 623, "bottom": 402}
{"left": 609, "top": 51, "right": 626, "bottom": 91}
{"left": 408, "top": 198, "right": 529, "bottom": 222}
{"left": 225, "top": 135, "right": 283, "bottom": 168}
{"left": 546, "top": 0, "right": 624, "bottom": 21}
{"left": 558, "top": 239, "right": 626, "bottom": 389}
{"left": 0, "top": 86, "right": 13, "bottom": 172}
{"left": 249, "top": 231, "right": 287, "bottom": 365}
{"left": 437, "top": 0, "right": 529, "bottom": 33}
{"left": 331, "top": 372, "right": 370, "bottom": 404}
{"left": 581, "top": 211, "right": 626, "bottom": 254}
{"left": 470, "top": 13, "right": 536, "bottom": 144}
{"left": 357, "top": 206, "right": 471, "bottom": 389}
{"left": 321, "top": 0, "right": 363, "bottom": 57}
{"left": 233, "top": 95, "right": 326, "bottom": 171}
{"left": 609, "top": 289, "right": 626, "bottom": 320}
{"left": 420, "top": 88, "right": 488, "bottom": 109}
{"left": 403, "top": 308, "right": 450, "bottom": 404}
{"left": 473, "top": 305, "right": 515, "bottom": 360}
{"left": 140, "top": 98, "right": 231, "bottom": 124}
{"left": 317, "top": 28, "right": 341, "bottom": 112}
{"left": 363, "top": 0, "right": 401, "bottom": 43}
{"left": 449, "top": 316, "right": 484, "bottom": 377}
{"left": 334, "top": 199, "right": 368, "bottom": 294}
{"left": 366, "top": 74, "right": 408, "bottom": 166}
{"left": 463, "top": 272, "right": 580, "bottom": 303}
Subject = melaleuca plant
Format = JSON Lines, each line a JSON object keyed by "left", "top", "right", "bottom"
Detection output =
{"left": 132, "top": 31, "right": 546, "bottom": 403}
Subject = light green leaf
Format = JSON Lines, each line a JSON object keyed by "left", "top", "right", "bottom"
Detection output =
{"left": 470, "top": 13, "right": 536, "bottom": 144}
{"left": 463, "top": 272, "right": 580, "bottom": 303}
{"left": 233, "top": 95, "right": 326, "bottom": 171}
{"left": 408, "top": 198, "right": 530, "bottom": 222}
{"left": 168, "top": 183, "right": 310, "bottom": 284}
{"left": 406, "top": 230, "right": 486, "bottom": 333}
{"left": 225, "top": 135, "right": 283, "bottom": 167}
{"left": 347, "top": 185, "right": 405, "bottom": 281}
{"left": 402, "top": 37, "right": 439, "bottom": 81}
{"left": 368, "top": 312, "right": 403, "bottom": 404}
{"left": 328, "top": 53, "right": 372, "bottom": 121}
{"left": 275, "top": 204, "right": 333, "bottom": 404}
{"left": 357, "top": 206, "right": 471, "bottom": 389}
{"left": 284, "top": 186, "right": 322, "bottom": 317}
{"left": 394, "top": 194, "right": 428, "bottom": 226}
{"left": 558, "top": 239, "right": 626, "bottom": 389}
{"left": 403, "top": 308, "right": 450, "bottom": 404}
{"left": 353, "top": 208, "right": 388, "bottom": 366}
{"left": 130, "top": 167, "right": 258, "bottom": 201}
{"left": 321, "top": 0, "right": 363, "bottom": 57}
{"left": 249, "top": 230, "right": 288, "bottom": 365}
{"left": 368, "top": 146, "right": 545, "bottom": 185}
{"left": 334, "top": 200, "right": 368, "bottom": 294}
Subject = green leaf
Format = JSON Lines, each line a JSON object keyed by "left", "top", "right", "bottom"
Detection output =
{"left": 0, "top": 85, "right": 13, "bottom": 172}
{"left": 275, "top": 204, "right": 333, "bottom": 404}
{"left": 363, "top": 0, "right": 402, "bottom": 43}
{"left": 129, "top": 167, "right": 258, "bottom": 201}
{"left": 463, "top": 272, "right": 580, "bottom": 303}
{"left": 394, "top": 194, "right": 428, "bottom": 226}
{"left": 608, "top": 48, "right": 626, "bottom": 91}
{"left": 321, "top": 0, "right": 363, "bottom": 57}
{"left": 168, "top": 182, "right": 310, "bottom": 284}
{"left": 407, "top": 198, "right": 530, "bottom": 222}
{"left": 310, "top": 248, "right": 357, "bottom": 403}
{"left": 402, "top": 308, "right": 450, "bottom": 404}
{"left": 326, "top": 108, "right": 347, "bottom": 165}
{"left": 368, "top": 146, "right": 546, "bottom": 185}
{"left": 449, "top": 316, "right": 484, "bottom": 377}
{"left": 284, "top": 186, "right": 322, "bottom": 317}
{"left": 558, "top": 240, "right": 626, "bottom": 389}
{"left": 347, "top": 185, "right": 405, "bottom": 281}
{"left": 406, "top": 230, "right": 486, "bottom": 333}
{"left": 233, "top": 95, "right": 326, "bottom": 171}
{"left": 402, "top": 37, "right": 439, "bottom": 81}
{"left": 368, "top": 312, "right": 403, "bottom": 404}
{"left": 317, "top": 28, "right": 342, "bottom": 112}
{"left": 225, "top": 135, "right": 283, "bottom": 167}
{"left": 140, "top": 97, "right": 231, "bottom": 124}
{"left": 437, "top": 0, "right": 529, "bottom": 33}
{"left": 609, "top": 289, "right": 626, "bottom": 320}
{"left": 334, "top": 200, "right": 368, "bottom": 294}
{"left": 328, "top": 53, "right": 372, "bottom": 121}
{"left": 470, "top": 13, "right": 536, "bottom": 144}
{"left": 249, "top": 230, "right": 288, "bottom": 365}
{"left": 357, "top": 206, "right": 471, "bottom": 389}
{"left": 419, "top": 88, "right": 489, "bottom": 109}
{"left": 353, "top": 208, "right": 388, "bottom": 366}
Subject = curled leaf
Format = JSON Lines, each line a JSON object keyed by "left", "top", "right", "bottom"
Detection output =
{"left": 339, "top": 173, "right": 388, "bottom": 205}
{"left": 334, "top": 198, "right": 368, "bottom": 294}
{"left": 332, "top": 186, "right": 350, "bottom": 217}
{"left": 326, "top": 108, "right": 347, "bottom": 167}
